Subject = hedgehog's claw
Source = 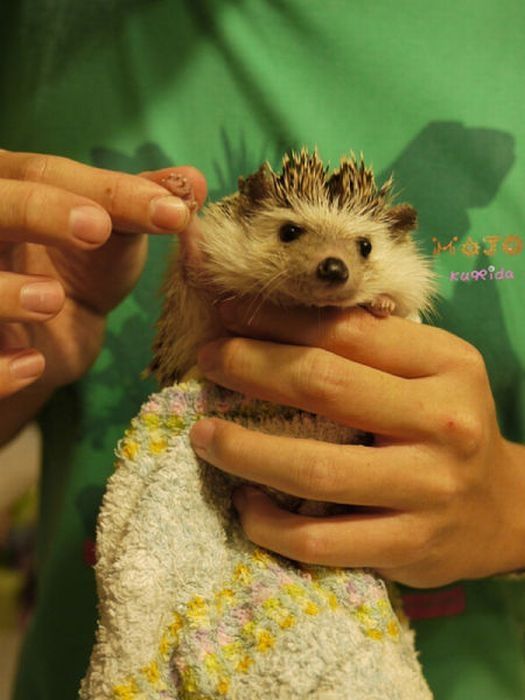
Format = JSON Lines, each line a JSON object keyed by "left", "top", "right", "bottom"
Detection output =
{"left": 161, "top": 173, "right": 198, "bottom": 212}
{"left": 365, "top": 294, "right": 396, "bottom": 317}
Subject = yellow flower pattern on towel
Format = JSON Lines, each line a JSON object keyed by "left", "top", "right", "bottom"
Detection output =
{"left": 113, "top": 547, "right": 401, "bottom": 698}
{"left": 108, "top": 382, "right": 407, "bottom": 699}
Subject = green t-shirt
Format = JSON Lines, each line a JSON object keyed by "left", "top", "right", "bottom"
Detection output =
{"left": 1, "top": 2, "right": 524, "bottom": 697}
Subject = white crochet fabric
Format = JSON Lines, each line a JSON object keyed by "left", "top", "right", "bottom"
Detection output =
{"left": 80, "top": 380, "right": 431, "bottom": 699}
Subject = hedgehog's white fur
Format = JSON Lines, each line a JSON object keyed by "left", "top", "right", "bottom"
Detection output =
{"left": 152, "top": 152, "right": 436, "bottom": 385}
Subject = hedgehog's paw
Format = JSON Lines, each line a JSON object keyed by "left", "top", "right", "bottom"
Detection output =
{"left": 161, "top": 173, "right": 198, "bottom": 212}
{"left": 365, "top": 294, "right": 396, "bottom": 317}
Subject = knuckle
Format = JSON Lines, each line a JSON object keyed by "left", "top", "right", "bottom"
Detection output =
{"left": 295, "top": 526, "right": 328, "bottom": 563}
{"left": 412, "top": 522, "right": 437, "bottom": 556}
{"left": 18, "top": 185, "right": 46, "bottom": 232}
{"left": 436, "top": 408, "right": 484, "bottom": 457}
{"left": 432, "top": 469, "right": 463, "bottom": 504}
{"left": 321, "top": 308, "right": 353, "bottom": 342}
{"left": 381, "top": 538, "right": 412, "bottom": 569}
{"left": 438, "top": 459, "right": 481, "bottom": 503}
{"left": 324, "top": 307, "right": 373, "bottom": 352}
{"left": 397, "top": 521, "right": 436, "bottom": 567}
{"left": 455, "top": 340, "right": 486, "bottom": 377}
{"left": 379, "top": 519, "right": 448, "bottom": 586}
{"left": 220, "top": 337, "right": 251, "bottom": 377}
{"left": 299, "top": 451, "right": 339, "bottom": 500}
{"left": 21, "top": 154, "right": 52, "bottom": 183}
{"left": 101, "top": 173, "right": 126, "bottom": 212}
{"left": 296, "top": 349, "right": 345, "bottom": 406}
{"left": 347, "top": 306, "right": 378, "bottom": 336}
{"left": 378, "top": 514, "right": 439, "bottom": 570}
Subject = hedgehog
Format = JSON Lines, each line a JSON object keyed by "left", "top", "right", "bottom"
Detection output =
{"left": 151, "top": 149, "right": 435, "bottom": 385}
{"left": 82, "top": 151, "right": 436, "bottom": 699}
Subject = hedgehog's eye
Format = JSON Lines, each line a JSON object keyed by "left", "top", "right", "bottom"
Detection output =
{"left": 279, "top": 223, "right": 304, "bottom": 243}
{"left": 358, "top": 238, "right": 372, "bottom": 258}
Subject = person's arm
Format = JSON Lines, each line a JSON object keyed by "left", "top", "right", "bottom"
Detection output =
{"left": 0, "top": 149, "right": 206, "bottom": 447}
{"left": 190, "top": 302, "right": 525, "bottom": 587}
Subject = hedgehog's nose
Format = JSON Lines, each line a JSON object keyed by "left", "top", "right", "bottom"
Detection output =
{"left": 316, "top": 257, "right": 349, "bottom": 284}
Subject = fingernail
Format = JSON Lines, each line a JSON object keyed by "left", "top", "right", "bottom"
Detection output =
{"left": 69, "top": 206, "right": 111, "bottom": 244}
{"left": 190, "top": 419, "right": 216, "bottom": 454}
{"left": 10, "top": 351, "right": 45, "bottom": 380}
{"left": 150, "top": 196, "right": 190, "bottom": 231}
{"left": 20, "top": 280, "right": 64, "bottom": 314}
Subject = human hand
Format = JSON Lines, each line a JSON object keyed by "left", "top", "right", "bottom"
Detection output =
{"left": 190, "top": 304, "right": 525, "bottom": 587}
{"left": 0, "top": 150, "right": 207, "bottom": 400}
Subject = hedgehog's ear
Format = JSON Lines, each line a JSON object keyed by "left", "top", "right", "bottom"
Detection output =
{"left": 386, "top": 204, "right": 417, "bottom": 237}
{"left": 238, "top": 164, "right": 272, "bottom": 208}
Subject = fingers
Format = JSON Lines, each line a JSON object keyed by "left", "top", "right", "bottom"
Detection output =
{"left": 231, "top": 487, "right": 418, "bottom": 569}
{"left": 0, "top": 179, "right": 112, "bottom": 249}
{"left": 0, "top": 272, "right": 63, "bottom": 396}
{"left": 0, "top": 349, "right": 45, "bottom": 398}
{"left": 219, "top": 302, "right": 464, "bottom": 379}
{"left": 0, "top": 273, "right": 65, "bottom": 322}
{"left": 198, "top": 338, "right": 431, "bottom": 438}
{"left": 0, "top": 151, "right": 205, "bottom": 238}
{"left": 191, "top": 418, "right": 440, "bottom": 508}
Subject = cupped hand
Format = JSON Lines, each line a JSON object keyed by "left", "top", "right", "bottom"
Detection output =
{"left": 190, "top": 303, "right": 525, "bottom": 587}
{"left": 0, "top": 150, "right": 207, "bottom": 399}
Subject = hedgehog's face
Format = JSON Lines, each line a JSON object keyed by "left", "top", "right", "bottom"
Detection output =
{"left": 271, "top": 216, "right": 369, "bottom": 306}
{"left": 194, "top": 152, "right": 428, "bottom": 311}
{"left": 232, "top": 201, "right": 398, "bottom": 308}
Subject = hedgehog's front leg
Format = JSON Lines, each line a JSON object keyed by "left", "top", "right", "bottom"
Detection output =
{"left": 161, "top": 173, "right": 198, "bottom": 212}
{"left": 364, "top": 293, "right": 396, "bottom": 317}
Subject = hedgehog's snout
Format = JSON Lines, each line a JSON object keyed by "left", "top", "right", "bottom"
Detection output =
{"left": 316, "top": 257, "right": 349, "bottom": 285}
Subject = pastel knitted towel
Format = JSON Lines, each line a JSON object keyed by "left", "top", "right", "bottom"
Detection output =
{"left": 80, "top": 380, "right": 432, "bottom": 699}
